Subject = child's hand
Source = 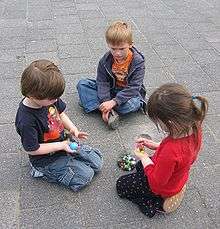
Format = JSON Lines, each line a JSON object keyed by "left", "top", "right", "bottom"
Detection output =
{"left": 136, "top": 138, "right": 159, "bottom": 150}
{"left": 69, "top": 128, "right": 88, "bottom": 140}
{"left": 77, "top": 131, "right": 88, "bottom": 140}
{"left": 134, "top": 147, "right": 149, "bottom": 159}
{"left": 134, "top": 148, "right": 154, "bottom": 167}
{"left": 99, "top": 100, "right": 116, "bottom": 113}
{"left": 101, "top": 110, "right": 110, "bottom": 122}
{"left": 62, "top": 140, "right": 77, "bottom": 153}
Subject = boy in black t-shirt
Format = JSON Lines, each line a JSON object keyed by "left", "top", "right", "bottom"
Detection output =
{"left": 15, "top": 60, "right": 103, "bottom": 191}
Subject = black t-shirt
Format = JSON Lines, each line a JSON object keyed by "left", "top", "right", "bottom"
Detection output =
{"left": 15, "top": 98, "right": 66, "bottom": 164}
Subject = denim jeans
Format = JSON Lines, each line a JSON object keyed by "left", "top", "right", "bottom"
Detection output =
{"left": 30, "top": 144, "right": 103, "bottom": 192}
{"left": 77, "top": 78, "right": 142, "bottom": 114}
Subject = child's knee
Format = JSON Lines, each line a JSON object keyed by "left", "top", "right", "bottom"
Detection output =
{"left": 116, "top": 177, "right": 125, "bottom": 197}
{"left": 69, "top": 166, "right": 95, "bottom": 192}
{"left": 117, "top": 97, "right": 141, "bottom": 115}
{"left": 79, "top": 145, "right": 103, "bottom": 172}
{"left": 77, "top": 79, "right": 87, "bottom": 90}
{"left": 90, "top": 150, "right": 103, "bottom": 172}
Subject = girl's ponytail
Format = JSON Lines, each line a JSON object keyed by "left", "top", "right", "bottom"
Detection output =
{"left": 192, "top": 96, "right": 208, "bottom": 123}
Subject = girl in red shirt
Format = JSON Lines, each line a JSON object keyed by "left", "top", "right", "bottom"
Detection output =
{"left": 116, "top": 83, "right": 208, "bottom": 217}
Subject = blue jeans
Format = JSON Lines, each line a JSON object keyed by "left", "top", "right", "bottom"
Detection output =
{"left": 30, "top": 144, "right": 103, "bottom": 192}
{"left": 77, "top": 79, "right": 142, "bottom": 114}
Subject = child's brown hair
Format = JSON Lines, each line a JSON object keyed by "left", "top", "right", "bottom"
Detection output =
{"left": 147, "top": 83, "right": 208, "bottom": 137}
{"left": 21, "top": 59, "right": 65, "bottom": 100}
{"left": 105, "top": 20, "right": 133, "bottom": 45}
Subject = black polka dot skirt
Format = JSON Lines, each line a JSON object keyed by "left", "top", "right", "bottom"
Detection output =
{"left": 116, "top": 161, "right": 164, "bottom": 218}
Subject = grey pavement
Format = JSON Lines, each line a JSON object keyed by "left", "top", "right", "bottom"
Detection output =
{"left": 0, "top": 0, "right": 220, "bottom": 228}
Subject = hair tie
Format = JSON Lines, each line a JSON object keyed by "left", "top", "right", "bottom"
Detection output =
{"left": 192, "top": 96, "right": 196, "bottom": 100}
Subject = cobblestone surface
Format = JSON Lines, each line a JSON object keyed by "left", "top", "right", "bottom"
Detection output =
{"left": 0, "top": 0, "right": 219, "bottom": 228}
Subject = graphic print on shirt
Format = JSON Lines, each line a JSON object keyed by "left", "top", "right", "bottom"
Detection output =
{"left": 112, "top": 50, "right": 133, "bottom": 88}
{"left": 43, "top": 105, "right": 64, "bottom": 142}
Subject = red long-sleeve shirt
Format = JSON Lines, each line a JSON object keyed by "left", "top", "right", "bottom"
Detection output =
{"left": 144, "top": 130, "right": 202, "bottom": 197}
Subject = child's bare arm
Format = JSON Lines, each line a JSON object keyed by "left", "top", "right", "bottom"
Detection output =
{"left": 28, "top": 140, "right": 74, "bottom": 155}
{"left": 60, "top": 112, "right": 78, "bottom": 133}
{"left": 60, "top": 112, "right": 88, "bottom": 140}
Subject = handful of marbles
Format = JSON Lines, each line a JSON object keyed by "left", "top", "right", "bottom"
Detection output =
{"left": 117, "top": 154, "right": 137, "bottom": 171}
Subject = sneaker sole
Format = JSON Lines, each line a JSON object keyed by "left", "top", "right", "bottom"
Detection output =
{"left": 108, "top": 115, "right": 120, "bottom": 130}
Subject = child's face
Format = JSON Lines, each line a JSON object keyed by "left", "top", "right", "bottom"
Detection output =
{"left": 108, "top": 42, "right": 132, "bottom": 62}
{"left": 31, "top": 98, "right": 57, "bottom": 107}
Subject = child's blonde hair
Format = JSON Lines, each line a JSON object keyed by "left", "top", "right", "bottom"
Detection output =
{"left": 147, "top": 83, "right": 208, "bottom": 137}
{"left": 21, "top": 59, "right": 65, "bottom": 100}
{"left": 105, "top": 20, "right": 133, "bottom": 45}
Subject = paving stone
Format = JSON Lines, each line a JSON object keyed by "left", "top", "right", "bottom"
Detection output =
{"left": 174, "top": 71, "right": 218, "bottom": 93}
{"left": 189, "top": 166, "right": 220, "bottom": 228}
{"left": 87, "top": 37, "right": 107, "bottom": 50}
{"left": 0, "top": 77, "right": 21, "bottom": 98}
{"left": 0, "top": 153, "right": 21, "bottom": 191}
{"left": 0, "top": 0, "right": 220, "bottom": 228}
{"left": 0, "top": 36, "right": 26, "bottom": 50}
{"left": 190, "top": 21, "right": 219, "bottom": 33}
{"left": 76, "top": 3, "right": 99, "bottom": 11}
{"left": 0, "top": 26, "right": 26, "bottom": 38}
{"left": 206, "top": 115, "right": 220, "bottom": 142}
{"left": 0, "top": 62, "right": 24, "bottom": 79}
{"left": 153, "top": 44, "right": 189, "bottom": 59}
{"left": 51, "top": 0, "right": 75, "bottom": 9}
{"left": 210, "top": 42, "right": 220, "bottom": 52}
{"left": 2, "top": 8, "right": 26, "bottom": 19}
{"left": 168, "top": 27, "right": 201, "bottom": 41}
{"left": 26, "top": 27, "right": 56, "bottom": 41}
{"left": 0, "top": 191, "right": 18, "bottom": 229}
{"left": 19, "top": 204, "right": 87, "bottom": 229}
{"left": 26, "top": 39, "right": 57, "bottom": 53}
{"left": 0, "top": 49, "right": 25, "bottom": 63}
{"left": 27, "top": 7, "right": 53, "bottom": 21}
{"left": 201, "top": 61, "right": 220, "bottom": 78}
{"left": 159, "top": 18, "right": 189, "bottom": 29}
{"left": 26, "top": 20, "right": 56, "bottom": 30}
{"left": 0, "top": 124, "right": 21, "bottom": 152}
{"left": 25, "top": 52, "right": 60, "bottom": 66}
{"left": 57, "top": 33, "right": 87, "bottom": 45}
{"left": 58, "top": 43, "right": 91, "bottom": 59}
{"left": 54, "top": 14, "right": 81, "bottom": 25}
{"left": 179, "top": 38, "right": 214, "bottom": 51}
{"left": 78, "top": 10, "right": 104, "bottom": 19}
{"left": 28, "top": 0, "right": 51, "bottom": 7}
{"left": 52, "top": 7, "right": 77, "bottom": 17}
{"left": 60, "top": 57, "right": 92, "bottom": 75}
{"left": 202, "top": 91, "right": 220, "bottom": 115}
{"left": 203, "top": 31, "right": 220, "bottom": 43}
{"left": 64, "top": 73, "right": 95, "bottom": 94}
{"left": 0, "top": 18, "right": 26, "bottom": 28}
{"left": 196, "top": 142, "right": 220, "bottom": 168}
{"left": 190, "top": 49, "right": 220, "bottom": 66}
{"left": 56, "top": 23, "right": 84, "bottom": 34}
{"left": 84, "top": 27, "right": 106, "bottom": 38}
{"left": 19, "top": 164, "right": 78, "bottom": 210}
{"left": 144, "top": 67, "right": 175, "bottom": 89}
{"left": 147, "top": 32, "right": 178, "bottom": 46}
{"left": 81, "top": 18, "right": 107, "bottom": 29}
{"left": 164, "top": 57, "right": 204, "bottom": 75}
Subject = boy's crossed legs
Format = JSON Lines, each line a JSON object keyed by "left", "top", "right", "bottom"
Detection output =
{"left": 31, "top": 145, "right": 103, "bottom": 192}
{"left": 77, "top": 79, "right": 142, "bottom": 128}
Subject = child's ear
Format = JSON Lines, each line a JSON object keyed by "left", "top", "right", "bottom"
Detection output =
{"left": 129, "top": 42, "right": 133, "bottom": 48}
